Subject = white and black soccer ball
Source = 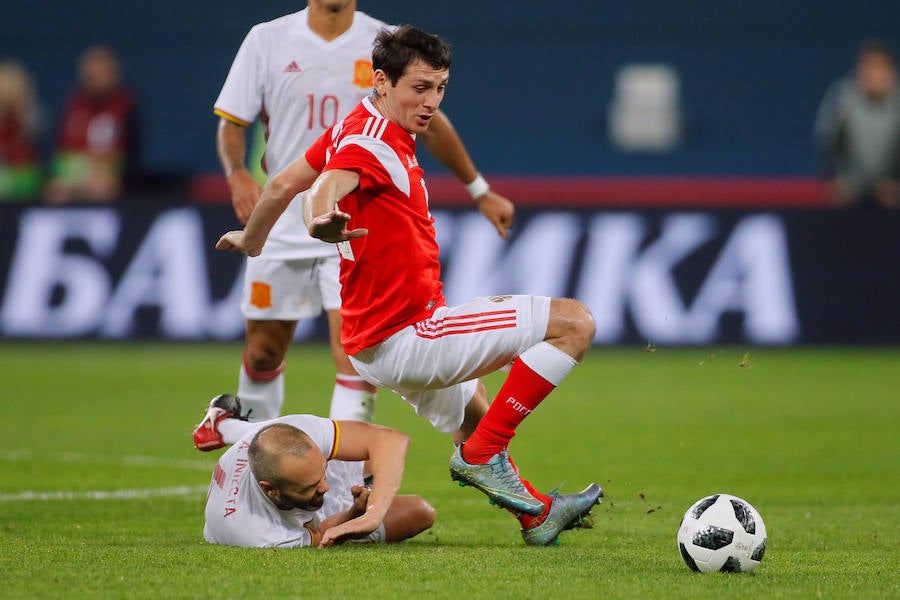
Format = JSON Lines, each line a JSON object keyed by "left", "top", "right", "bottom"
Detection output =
{"left": 677, "top": 493, "right": 767, "bottom": 573}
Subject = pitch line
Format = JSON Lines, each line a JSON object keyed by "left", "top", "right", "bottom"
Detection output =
{"left": 0, "top": 485, "right": 210, "bottom": 502}
{"left": 0, "top": 450, "right": 214, "bottom": 471}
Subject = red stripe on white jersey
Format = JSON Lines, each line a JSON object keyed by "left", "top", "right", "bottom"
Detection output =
{"left": 441, "top": 309, "right": 517, "bottom": 322}
{"left": 416, "top": 314, "right": 518, "bottom": 333}
{"left": 414, "top": 309, "right": 518, "bottom": 339}
{"left": 416, "top": 309, "right": 517, "bottom": 331}
{"left": 414, "top": 322, "right": 518, "bottom": 339}
{"left": 213, "top": 462, "right": 226, "bottom": 489}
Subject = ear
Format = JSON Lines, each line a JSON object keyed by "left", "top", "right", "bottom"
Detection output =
{"left": 373, "top": 69, "right": 390, "bottom": 96}
{"left": 258, "top": 480, "right": 277, "bottom": 498}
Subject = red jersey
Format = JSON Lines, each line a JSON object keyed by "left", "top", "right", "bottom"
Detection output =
{"left": 0, "top": 111, "right": 39, "bottom": 165}
{"left": 56, "top": 87, "right": 134, "bottom": 157}
{"left": 305, "top": 97, "right": 444, "bottom": 354}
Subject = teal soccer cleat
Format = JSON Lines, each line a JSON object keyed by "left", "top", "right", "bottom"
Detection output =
{"left": 449, "top": 445, "right": 545, "bottom": 516}
{"left": 521, "top": 483, "right": 603, "bottom": 546}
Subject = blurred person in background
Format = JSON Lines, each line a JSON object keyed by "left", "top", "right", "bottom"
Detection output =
{"left": 214, "top": 0, "right": 513, "bottom": 424}
{"left": 44, "top": 46, "right": 137, "bottom": 204}
{"left": 0, "top": 59, "right": 43, "bottom": 201}
{"left": 814, "top": 39, "right": 900, "bottom": 208}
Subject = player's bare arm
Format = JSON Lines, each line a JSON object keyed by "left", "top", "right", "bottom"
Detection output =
{"left": 419, "top": 110, "right": 514, "bottom": 240}
{"left": 303, "top": 169, "right": 369, "bottom": 243}
{"left": 318, "top": 421, "right": 409, "bottom": 548}
{"left": 215, "top": 156, "right": 320, "bottom": 256}
{"left": 216, "top": 118, "right": 262, "bottom": 224}
{"left": 316, "top": 485, "right": 371, "bottom": 542}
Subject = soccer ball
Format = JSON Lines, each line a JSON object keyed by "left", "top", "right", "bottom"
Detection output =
{"left": 677, "top": 493, "right": 767, "bottom": 573}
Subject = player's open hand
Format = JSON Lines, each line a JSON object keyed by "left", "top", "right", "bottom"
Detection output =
{"left": 318, "top": 512, "right": 379, "bottom": 548}
{"left": 215, "top": 230, "right": 262, "bottom": 257}
{"left": 308, "top": 209, "right": 368, "bottom": 243}
{"left": 227, "top": 169, "right": 263, "bottom": 224}
{"left": 475, "top": 189, "right": 514, "bottom": 240}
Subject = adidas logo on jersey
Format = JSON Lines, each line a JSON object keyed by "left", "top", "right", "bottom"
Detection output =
{"left": 283, "top": 61, "right": 301, "bottom": 73}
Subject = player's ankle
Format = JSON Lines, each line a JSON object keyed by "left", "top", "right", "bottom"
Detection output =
{"left": 460, "top": 440, "right": 501, "bottom": 465}
{"left": 518, "top": 501, "right": 551, "bottom": 529}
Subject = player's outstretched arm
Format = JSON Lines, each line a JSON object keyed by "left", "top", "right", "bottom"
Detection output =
{"left": 318, "top": 421, "right": 409, "bottom": 548}
{"left": 304, "top": 170, "right": 368, "bottom": 243}
{"left": 419, "top": 110, "right": 514, "bottom": 239}
{"left": 215, "top": 156, "right": 320, "bottom": 256}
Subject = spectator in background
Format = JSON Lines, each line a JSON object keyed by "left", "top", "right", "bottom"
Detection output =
{"left": 44, "top": 46, "right": 136, "bottom": 204}
{"left": 0, "top": 59, "right": 43, "bottom": 201}
{"left": 814, "top": 39, "right": 900, "bottom": 208}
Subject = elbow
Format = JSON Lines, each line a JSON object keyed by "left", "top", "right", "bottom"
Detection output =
{"left": 393, "top": 431, "right": 411, "bottom": 454}
{"left": 383, "top": 429, "right": 411, "bottom": 463}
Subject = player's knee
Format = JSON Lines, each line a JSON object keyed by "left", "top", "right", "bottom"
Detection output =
{"left": 244, "top": 340, "right": 286, "bottom": 372}
{"left": 412, "top": 497, "right": 437, "bottom": 533}
{"left": 550, "top": 298, "right": 595, "bottom": 352}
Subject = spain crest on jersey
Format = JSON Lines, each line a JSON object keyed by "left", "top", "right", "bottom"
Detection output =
{"left": 250, "top": 281, "right": 272, "bottom": 309}
{"left": 353, "top": 59, "right": 374, "bottom": 88}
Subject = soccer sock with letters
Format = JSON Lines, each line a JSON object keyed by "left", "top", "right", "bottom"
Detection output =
{"left": 462, "top": 342, "right": 577, "bottom": 465}
{"left": 237, "top": 354, "right": 285, "bottom": 422}
{"left": 329, "top": 374, "right": 376, "bottom": 423}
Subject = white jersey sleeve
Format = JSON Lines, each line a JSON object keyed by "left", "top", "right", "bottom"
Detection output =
{"left": 214, "top": 25, "right": 265, "bottom": 126}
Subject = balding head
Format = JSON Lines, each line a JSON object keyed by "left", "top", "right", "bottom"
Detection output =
{"left": 249, "top": 423, "right": 328, "bottom": 511}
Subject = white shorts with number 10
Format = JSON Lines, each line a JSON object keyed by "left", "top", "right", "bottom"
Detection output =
{"left": 349, "top": 295, "right": 552, "bottom": 433}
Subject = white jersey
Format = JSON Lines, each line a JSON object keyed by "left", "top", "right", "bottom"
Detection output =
{"left": 203, "top": 414, "right": 363, "bottom": 548}
{"left": 214, "top": 9, "right": 390, "bottom": 259}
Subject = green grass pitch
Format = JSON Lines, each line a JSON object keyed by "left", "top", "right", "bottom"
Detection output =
{"left": 1, "top": 342, "right": 898, "bottom": 598}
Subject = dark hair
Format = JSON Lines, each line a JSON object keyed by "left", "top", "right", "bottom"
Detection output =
{"left": 248, "top": 423, "right": 314, "bottom": 487}
{"left": 858, "top": 38, "right": 895, "bottom": 63}
{"left": 372, "top": 25, "right": 452, "bottom": 85}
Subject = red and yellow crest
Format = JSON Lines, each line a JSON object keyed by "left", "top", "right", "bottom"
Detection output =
{"left": 352, "top": 60, "right": 374, "bottom": 88}
{"left": 250, "top": 281, "right": 272, "bottom": 309}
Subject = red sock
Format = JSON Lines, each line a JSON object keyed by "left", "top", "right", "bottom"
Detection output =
{"left": 243, "top": 351, "right": 285, "bottom": 382}
{"left": 516, "top": 476, "right": 552, "bottom": 529}
{"left": 462, "top": 358, "right": 556, "bottom": 464}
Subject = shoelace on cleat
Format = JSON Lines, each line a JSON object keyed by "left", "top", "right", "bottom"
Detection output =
{"left": 488, "top": 452, "right": 531, "bottom": 492}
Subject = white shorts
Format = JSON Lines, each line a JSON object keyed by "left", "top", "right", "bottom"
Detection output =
{"left": 349, "top": 295, "right": 552, "bottom": 433}
{"left": 240, "top": 255, "right": 341, "bottom": 320}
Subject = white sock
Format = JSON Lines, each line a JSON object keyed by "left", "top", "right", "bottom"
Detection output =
{"left": 518, "top": 341, "right": 578, "bottom": 386}
{"left": 218, "top": 418, "right": 258, "bottom": 445}
{"left": 329, "top": 375, "right": 376, "bottom": 422}
{"left": 238, "top": 363, "right": 284, "bottom": 422}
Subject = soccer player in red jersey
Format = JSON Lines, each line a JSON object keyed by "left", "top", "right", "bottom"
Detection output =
{"left": 218, "top": 26, "right": 601, "bottom": 545}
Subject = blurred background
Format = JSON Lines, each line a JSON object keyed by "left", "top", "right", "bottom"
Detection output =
{"left": 5, "top": 1, "right": 898, "bottom": 178}
{"left": 1, "top": 1, "right": 898, "bottom": 344}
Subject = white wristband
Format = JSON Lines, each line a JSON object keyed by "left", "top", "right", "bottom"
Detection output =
{"left": 465, "top": 173, "right": 490, "bottom": 200}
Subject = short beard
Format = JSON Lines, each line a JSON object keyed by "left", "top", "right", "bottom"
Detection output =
{"left": 322, "top": 1, "right": 350, "bottom": 14}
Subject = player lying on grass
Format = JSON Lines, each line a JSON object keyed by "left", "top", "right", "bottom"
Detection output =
{"left": 215, "top": 25, "right": 601, "bottom": 546}
{"left": 195, "top": 394, "right": 434, "bottom": 548}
